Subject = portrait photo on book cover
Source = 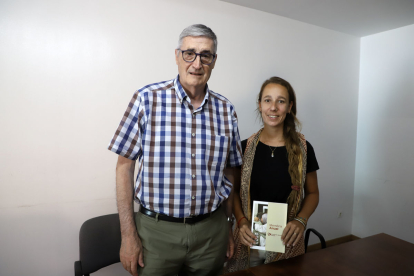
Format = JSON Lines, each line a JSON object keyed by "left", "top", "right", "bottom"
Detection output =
{"left": 251, "top": 200, "right": 269, "bottom": 250}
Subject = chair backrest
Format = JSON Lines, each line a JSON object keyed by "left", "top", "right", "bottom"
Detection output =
{"left": 77, "top": 213, "right": 122, "bottom": 275}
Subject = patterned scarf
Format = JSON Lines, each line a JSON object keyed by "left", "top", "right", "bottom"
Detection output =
{"left": 224, "top": 129, "right": 308, "bottom": 273}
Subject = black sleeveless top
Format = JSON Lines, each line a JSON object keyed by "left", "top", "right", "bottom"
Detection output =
{"left": 241, "top": 139, "right": 319, "bottom": 209}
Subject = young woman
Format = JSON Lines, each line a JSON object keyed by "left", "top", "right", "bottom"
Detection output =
{"left": 225, "top": 77, "right": 320, "bottom": 272}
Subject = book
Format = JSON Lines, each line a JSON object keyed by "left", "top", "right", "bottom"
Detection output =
{"left": 251, "top": 200, "right": 287, "bottom": 253}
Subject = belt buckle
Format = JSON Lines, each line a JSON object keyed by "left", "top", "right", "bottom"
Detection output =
{"left": 184, "top": 214, "right": 196, "bottom": 224}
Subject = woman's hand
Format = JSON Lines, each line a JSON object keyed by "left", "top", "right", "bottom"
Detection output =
{"left": 281, "top": 220, "right": 305, "bottom": 247}
{"left": 238, "top": 220, "right": 257, "bottom": 247}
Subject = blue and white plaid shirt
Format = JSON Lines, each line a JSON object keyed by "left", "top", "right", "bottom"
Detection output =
{"left": 109, "top": 76, "right": 242, "bottom": 218}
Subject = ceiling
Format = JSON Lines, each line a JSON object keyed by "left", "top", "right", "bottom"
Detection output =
{"left": 221, "top": 0, "right": 414, "bottom": 37}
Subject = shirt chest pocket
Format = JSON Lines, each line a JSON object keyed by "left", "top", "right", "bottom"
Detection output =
{"left": 204, "top": 135, "right": 230, "bottom": 171}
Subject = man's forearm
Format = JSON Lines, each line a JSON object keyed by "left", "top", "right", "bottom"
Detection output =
{"left": 223, "top": 187, "right": 234, "bottom": 218}
{"left": 116, "top": 156, "right": 144, "bottom": 274}
{"left": 116, "top": 156, "right": 137, "bottom": 238}
{"left": 223, "top": 166, "right": 241, "bottom": 219}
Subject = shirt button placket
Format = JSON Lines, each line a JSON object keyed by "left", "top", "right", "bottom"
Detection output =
{"left": 190, "top": 112, "right": 197, "bottom": 217}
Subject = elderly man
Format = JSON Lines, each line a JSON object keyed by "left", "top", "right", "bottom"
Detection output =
{"left": 108, "top": 24, "right": 242, "bottom": 276}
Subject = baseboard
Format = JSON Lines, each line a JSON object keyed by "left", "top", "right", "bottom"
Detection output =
{"left": 307, "top": 234, "right": 360, "bottom": 252}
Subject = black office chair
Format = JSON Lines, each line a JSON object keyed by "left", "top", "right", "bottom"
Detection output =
{"left": 74, "top": 213, "right": 188, "bottom": 276}
{"left": 74, "top": 213, "right": 122, "bottom": 276}
{"left": 304, "top": 228, "right": 326, "bottom": 253}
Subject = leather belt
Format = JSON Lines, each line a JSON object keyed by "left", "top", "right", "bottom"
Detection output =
{"left": 140, "top": 205, "right": 220, "bottom": 224}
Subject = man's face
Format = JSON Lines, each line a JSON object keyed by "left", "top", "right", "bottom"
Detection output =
{"left": 175, "top": 36, "right": 216, "bottom": 92}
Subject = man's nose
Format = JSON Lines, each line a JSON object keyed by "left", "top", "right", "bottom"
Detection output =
{"left": 192, "top": 55, "right": 202, "bottom": 69}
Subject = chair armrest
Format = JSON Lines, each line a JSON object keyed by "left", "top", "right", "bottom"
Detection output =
{"left": 305, "top": 228, "right": 326, "bottom": 253}
{"left": 74, "top": 261, "right": 83, "bottom": 276}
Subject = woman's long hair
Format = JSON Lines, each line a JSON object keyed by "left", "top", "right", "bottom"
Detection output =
{"left": 257, "top": 77, "right": 302, "bottom": 216}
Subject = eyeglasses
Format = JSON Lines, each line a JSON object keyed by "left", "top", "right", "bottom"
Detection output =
{"left": 178, "top": 50, "right": 216, "bottom": 65}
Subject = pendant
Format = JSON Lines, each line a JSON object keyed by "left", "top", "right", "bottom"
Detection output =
{"left": 271, "top": 153, "right": 274, "bottom": 157}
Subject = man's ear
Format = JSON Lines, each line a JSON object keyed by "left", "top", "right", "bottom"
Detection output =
{"left": 210, "top": 54, "right": 217, "bottom": 69}
{"left": 175, "top": 49, "right": 179, "bottom": 65}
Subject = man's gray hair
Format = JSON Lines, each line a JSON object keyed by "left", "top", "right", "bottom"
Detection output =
{"left": 177, "top": 24, "right": 217, "bottom": 53}
{"left": 262, "top": 213, "right": 267, "bottom": 224}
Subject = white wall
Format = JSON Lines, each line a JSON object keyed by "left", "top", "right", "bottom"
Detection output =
{"left": 0, "top": 0, "right": 360, "bottom": 275}
{"left": 352, "top": 24, "right": 414, "bottom": 243}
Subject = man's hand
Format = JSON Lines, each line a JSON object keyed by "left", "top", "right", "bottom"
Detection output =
{"left": 120, "top": 234, "right": 144, "bottom": 276}
{"left": 226, "top": 228, "right": 235, "bottom": 261}
{"left": 223, "top": 166, "right": 240, "bottom": 260}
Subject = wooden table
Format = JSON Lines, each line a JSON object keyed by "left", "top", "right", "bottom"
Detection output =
{"left": 225, "top": 233, "right": 414, "bottom": 276}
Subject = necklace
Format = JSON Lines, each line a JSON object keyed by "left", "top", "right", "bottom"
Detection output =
{"left": 268, "top": 146, "right": 276, "bottom": 157}
{"left": 260, "top": 132, "right": 284, "bottom": 157}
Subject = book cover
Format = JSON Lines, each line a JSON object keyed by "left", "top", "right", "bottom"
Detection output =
{"left": 250, "top": 200, "right": 287, "bottom": 253}
{"left": 265, "top": 202, "right": 287, "bottom": 253}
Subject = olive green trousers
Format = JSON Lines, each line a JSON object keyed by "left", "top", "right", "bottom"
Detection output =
{"left": 135, "top": 207, "right": 229, "bottom": 276}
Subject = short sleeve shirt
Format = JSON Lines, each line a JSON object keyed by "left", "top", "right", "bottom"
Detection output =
{"left": 109, "top": 76, "right": 242, "bottom": 217}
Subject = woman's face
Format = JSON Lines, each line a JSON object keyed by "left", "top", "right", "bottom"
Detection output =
{"left": 259, "top": 83, "right": 293, "bottom": 128}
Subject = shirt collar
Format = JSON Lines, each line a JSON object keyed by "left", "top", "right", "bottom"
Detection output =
{"left": 174, "top": 75, "right": 210, "bottom": 107}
